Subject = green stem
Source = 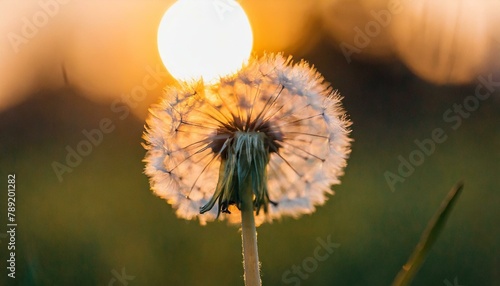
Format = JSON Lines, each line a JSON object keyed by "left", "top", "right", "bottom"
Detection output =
{"left": 241, "top": 181, "right": 261, "bottom": 286}
{"left": 392, "top": 181, "right": 464, "bottom": 286}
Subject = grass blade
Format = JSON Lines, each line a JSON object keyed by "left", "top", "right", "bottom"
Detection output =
{"left": 392, "top": 181, "right": 464, "bottom": 286}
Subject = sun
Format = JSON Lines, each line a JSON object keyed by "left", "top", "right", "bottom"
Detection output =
{"left": 157, "top": 0, "right": 253, "bottom": 83}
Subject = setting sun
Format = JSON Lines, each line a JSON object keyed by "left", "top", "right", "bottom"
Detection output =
{"left": 157, "top": 0, "right": 253, "bottom": 83}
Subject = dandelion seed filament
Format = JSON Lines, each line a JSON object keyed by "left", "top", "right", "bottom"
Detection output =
{"left": 143, "top": 53, "right": 351, "bottom": 225}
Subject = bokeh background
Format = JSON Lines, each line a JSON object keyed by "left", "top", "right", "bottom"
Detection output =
{"left": 1, "top": 0, "right": 499, "bottom": 285}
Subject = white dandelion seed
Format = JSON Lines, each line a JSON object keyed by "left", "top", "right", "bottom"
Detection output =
{"left": 143, "top": 53, "right": 352, "bottom": 225}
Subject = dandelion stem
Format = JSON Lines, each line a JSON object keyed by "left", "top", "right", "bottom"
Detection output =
{"left": 241, "top": 180, "right": 261, "bottom": 286}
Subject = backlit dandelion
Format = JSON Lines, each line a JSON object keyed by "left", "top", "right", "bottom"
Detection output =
{"left": 144, "top": 52, "right": 351, "bottom": 285}
{"left": 143, "top": 53, "right": 351, "bottom": 225}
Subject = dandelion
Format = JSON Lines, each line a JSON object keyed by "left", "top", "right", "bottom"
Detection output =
{"left": 143, "top": 53, "right": 351, "bottom": 285}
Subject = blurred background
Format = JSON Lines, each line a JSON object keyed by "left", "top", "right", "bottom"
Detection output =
{"left": 1, "top": 0, "right": 499, "bottom": 285}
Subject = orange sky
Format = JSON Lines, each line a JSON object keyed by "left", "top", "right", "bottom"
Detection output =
{"left": 1, "top": 0, "right": 499, "bottom": 116}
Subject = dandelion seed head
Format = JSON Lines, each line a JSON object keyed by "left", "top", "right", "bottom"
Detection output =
{"left": 143, "top": 53, "right": 352, "bottom": 225}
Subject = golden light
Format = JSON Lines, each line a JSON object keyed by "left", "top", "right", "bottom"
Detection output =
{"left": 390, "top": 0, "right": 490, "bottom": 84}
{"left": 157, "top": 0, "right": 253, "bottom": 83}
